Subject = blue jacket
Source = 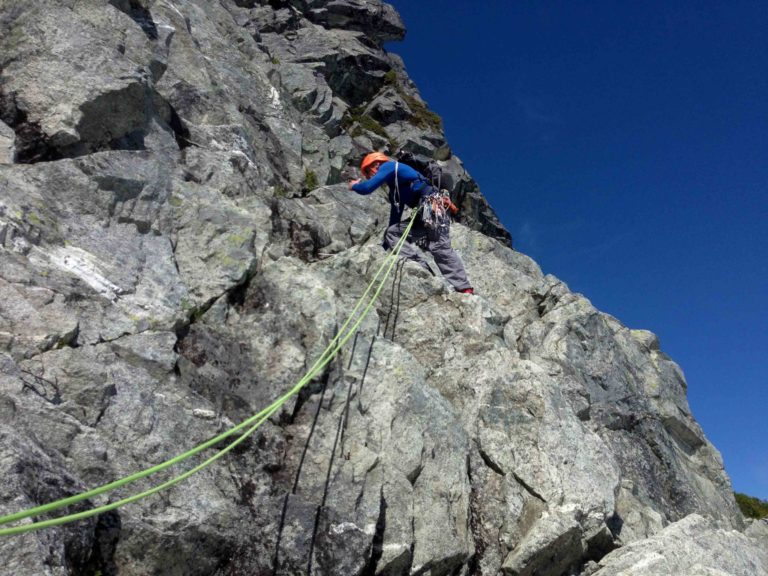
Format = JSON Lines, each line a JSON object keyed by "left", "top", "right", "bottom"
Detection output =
{"left": 351, "top": 161, "right": 431, "bottom": 226}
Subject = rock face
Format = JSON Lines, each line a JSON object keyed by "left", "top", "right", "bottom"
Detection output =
{"left": 0, "top": 2, "right": 762, "bottom": 575}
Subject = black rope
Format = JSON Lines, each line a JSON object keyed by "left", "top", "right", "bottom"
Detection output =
{"left": 276, "top": 291, "right": 385, "bottom": 572}
{"left": 382, "top": 258, "right": 405, "bottom": 341}
{"left": 307, "top": 327, "right": 378, "bottom": 573}
{"left": 273, "top": 350, "right": 335, "bottom": 574}
{"left": 356, "top": 317, "right": 380, "bottom": 417}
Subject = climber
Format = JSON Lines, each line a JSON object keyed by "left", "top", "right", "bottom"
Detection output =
{"left": 348, "top": 152, "right": 474, "bottom": 294}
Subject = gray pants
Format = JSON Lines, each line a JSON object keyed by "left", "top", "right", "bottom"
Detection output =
{"left": 384, "top": 221, "right": 471, "bottom": 291}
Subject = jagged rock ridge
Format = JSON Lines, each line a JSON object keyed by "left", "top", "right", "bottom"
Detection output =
{"left": 0, "top": 1, "right": 765, "bottom": 575}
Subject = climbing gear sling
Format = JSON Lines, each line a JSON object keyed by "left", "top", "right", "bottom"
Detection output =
{"left": 420, "top": 190, "right": 453, "bottom": 239}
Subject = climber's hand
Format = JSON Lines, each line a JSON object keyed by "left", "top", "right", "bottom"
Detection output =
{"left": 348, "top": 179, "right": 361, "bottom": 190}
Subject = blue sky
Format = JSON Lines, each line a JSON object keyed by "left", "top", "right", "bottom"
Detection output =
{"left": 386, "top": 0, "right": 767, "bottom": 499}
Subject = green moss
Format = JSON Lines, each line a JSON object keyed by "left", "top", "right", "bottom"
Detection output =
{"left": 383, "top": 72, "right": 443, "bottom": 131}
{"left": 273, "top": 184, "right": 287, "bottom": 197}
{"left": 360, "top": 115, "right": 389, "bottom": 138}
{"left": 271, "top": 57, "right": 280, "bottom": 65}
{"left": 384, "top": 69, "right": 398, "bottom": 85}
{"left": 345, "top": 69, "right": 443, "bottom": 138}
{"left": 169, "top": 194, "right": 184, "bottom": 207}
{"left": 190, "top": 307, "right": 206, "bottom": 323}
{"left": 25, "top": 211, "right": 42, "bottom": 226}
{"left": 303, "top": 169, "right": 319, "bottom": 192}
{"left": 400, "top": 92, "right": 442, "bottom": 130}
{"left": 340, "top": 106, "right": 360, "bottom": 131}
{"left": 218, "top": 253, "right": 237, "bottom": 267}
{"left": 348, "top": 114, "right": 397, "bottom": 150}
{"left": 342, "top": 105, "right": 393, "bottom": 142}
{"left": 736, "top": 493, "right": 768, "bottom": 519}
{"left": 227, "top": 232, "right": 250, "bottom": 246}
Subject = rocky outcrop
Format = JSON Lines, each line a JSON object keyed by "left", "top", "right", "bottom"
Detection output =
{"left": 0, "top": 1, "right": 762, "bottom": 575}
{"left": 583, "top": 514, "right": 768, "bottom": 576}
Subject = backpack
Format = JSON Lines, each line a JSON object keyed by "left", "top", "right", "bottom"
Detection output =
{"left": 396, "top": 151, "right": 452, "bottom": 191}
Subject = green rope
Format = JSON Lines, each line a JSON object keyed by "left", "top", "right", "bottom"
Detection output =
{"left": 0, "top": 211, "right": 418, "bottom": 536}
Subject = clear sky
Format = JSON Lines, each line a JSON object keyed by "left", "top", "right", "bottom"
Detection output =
{"left": 386, "top": 0, "right": 767, "bottom": 500}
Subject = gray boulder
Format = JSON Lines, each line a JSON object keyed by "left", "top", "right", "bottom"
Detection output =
{"left": 583, "top": 514, "right": 768, "bottom": 576}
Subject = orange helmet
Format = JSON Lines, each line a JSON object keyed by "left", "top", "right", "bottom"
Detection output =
{"left": 360, "top": 152, "right": 390, "bottom": 177}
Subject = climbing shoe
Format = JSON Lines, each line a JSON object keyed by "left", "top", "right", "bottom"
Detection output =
{"left": 457, "top": 287, "right": 474, "bottom": 295}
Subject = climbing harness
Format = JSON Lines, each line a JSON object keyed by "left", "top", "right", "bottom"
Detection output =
{"left": 0, "top": 210, "right": 420, "bottom": 537}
